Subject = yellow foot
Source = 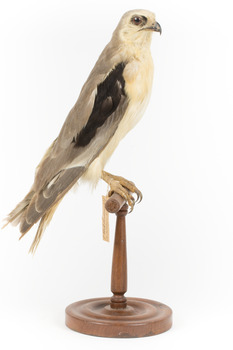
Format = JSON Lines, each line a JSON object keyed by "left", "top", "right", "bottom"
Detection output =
{"left": 101, "top": 171, "right": 143, "bottom": 212}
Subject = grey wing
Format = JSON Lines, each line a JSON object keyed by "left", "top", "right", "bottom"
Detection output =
{"left": 52, "top": 40, "right": 122, "bottom": 153}
{"left": 20, "top": 61, "right": 129, "bottom": 234}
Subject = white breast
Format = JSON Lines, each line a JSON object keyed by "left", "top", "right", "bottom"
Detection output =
{"left": 83, "top": 53, "right": 154, "bottom": 184}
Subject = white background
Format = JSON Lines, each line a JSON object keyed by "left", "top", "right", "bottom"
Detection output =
{"left": 0, "top": 0, "right": 233, "bottom": 349}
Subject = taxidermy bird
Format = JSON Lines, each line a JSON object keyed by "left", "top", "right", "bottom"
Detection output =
{"left": 4, "top": 9, "right": 161, "bottom": 253}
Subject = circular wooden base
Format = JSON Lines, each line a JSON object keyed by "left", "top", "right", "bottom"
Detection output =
{"left": 65, "top": 297, "right": 172, "bottom": 338}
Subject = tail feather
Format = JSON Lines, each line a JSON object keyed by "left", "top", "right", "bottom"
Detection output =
{"left": 28, "top": 199, "right": 62, "bottom": 254}
{"left": 4, "top": 166, "right": 86, "bottom": 253}
{"left": 20, "top": 167, "right": 85, "bottom": 236}
{"left": 3, "top": 191, "right": 34, "bottom": 228}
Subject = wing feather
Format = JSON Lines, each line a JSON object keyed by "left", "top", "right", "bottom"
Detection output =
{"left": 33, "top": 61, "right": 128, "bottom": 192}
{"left": 18, "top": 60, "right": 129, "bottom": 241}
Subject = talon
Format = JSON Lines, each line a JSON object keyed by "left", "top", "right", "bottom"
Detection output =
{"left": 134, "top": 191, "right": 140, "bottom": 203}
{"left": 127, "top": 197, "right": 134, "bottom": 213}
{"left": 129, "top": 195, "right": 135, "bottom": 208}
{"left": 136, "top": 189, "right": 143, "bottom": 203}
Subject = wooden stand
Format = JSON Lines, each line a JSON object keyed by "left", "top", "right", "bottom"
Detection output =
{"left": 65, "top": 193, "right": 172, "bottom": 337}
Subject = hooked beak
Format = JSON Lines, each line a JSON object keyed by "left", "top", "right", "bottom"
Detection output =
{"left": 142, "top": 21, "right": 162, "bottom": 35}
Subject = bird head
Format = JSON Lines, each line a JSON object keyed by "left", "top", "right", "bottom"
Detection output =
{"left": 113, "top": 9, "right": 161, "bottom": 47}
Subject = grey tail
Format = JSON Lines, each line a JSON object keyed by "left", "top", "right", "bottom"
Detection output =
{"left": 2, "top": 191, "right": 34, "bottom": 229}
{"left": 3, "top": 167, "right": 85, "bottom": 253}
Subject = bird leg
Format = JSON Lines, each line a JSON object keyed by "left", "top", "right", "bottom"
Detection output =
{"left": 101, "top": 171, "right": 143, "bottom": 212}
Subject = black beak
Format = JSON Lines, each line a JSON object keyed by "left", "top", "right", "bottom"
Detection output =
{"left": 154, "top": 21, "right": 162, "bottom": 35}
{"left": 143, "top": 21, "right": 162, "bottom": 35}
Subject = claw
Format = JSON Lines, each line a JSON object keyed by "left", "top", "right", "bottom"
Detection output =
{"left": 136, "top": 189, "right": 143, "bottom": 203}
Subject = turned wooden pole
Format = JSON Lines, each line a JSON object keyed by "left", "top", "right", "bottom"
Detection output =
{"left": 105, "top": 194, "right": 128, "bottom": 309}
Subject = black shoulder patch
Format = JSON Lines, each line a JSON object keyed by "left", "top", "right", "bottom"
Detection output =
{"left": 75, "top": 62, "right": 126, "bottom": 147}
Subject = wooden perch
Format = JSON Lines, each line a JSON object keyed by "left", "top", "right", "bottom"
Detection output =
{"left": 105, "top": 192, "right": 126, "bottom": 213}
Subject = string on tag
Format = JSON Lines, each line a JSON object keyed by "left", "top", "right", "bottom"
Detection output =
{"left": 102, "top": 195, "right": 110, "bottom": 242}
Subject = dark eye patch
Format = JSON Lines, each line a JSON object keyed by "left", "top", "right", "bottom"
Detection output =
{"left": 131, "top": 15, "right": 147, "bottom": 27}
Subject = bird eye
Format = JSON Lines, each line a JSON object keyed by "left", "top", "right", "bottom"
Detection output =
{"left": 131, "top": 16, "right": 142, "bottom": 26}
{"left": 131, "top": 15, "right": 147, "bottom": 27}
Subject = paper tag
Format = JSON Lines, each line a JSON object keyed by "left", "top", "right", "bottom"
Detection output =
{"left": 102, "top": 195, "right": 110, "bottom": 242}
